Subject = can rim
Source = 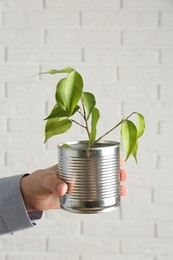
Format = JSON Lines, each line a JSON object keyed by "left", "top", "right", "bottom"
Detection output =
{"left": 57, "top": 140, "right": 120, "bottom": 151}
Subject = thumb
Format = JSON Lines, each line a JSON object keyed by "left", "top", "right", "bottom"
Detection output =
{"left": 47, "top": 176, "right": 68, "bottom": 196}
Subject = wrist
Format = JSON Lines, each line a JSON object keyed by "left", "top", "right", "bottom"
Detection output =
{"left": 20, "top": 174, "right": 33, "bottom": 212}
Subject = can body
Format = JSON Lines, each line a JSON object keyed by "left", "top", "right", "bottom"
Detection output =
{"left": 58, "top": 141, "right": 120, "bottom": 213}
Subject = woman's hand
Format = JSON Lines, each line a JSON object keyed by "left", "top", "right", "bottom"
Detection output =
{"left": 21, "top": 161, "right": 128, "bottom": 212}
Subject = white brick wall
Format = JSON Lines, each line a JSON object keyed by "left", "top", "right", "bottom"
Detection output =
{"left": 0, "top": 0, "right": 173, "bottom": 259}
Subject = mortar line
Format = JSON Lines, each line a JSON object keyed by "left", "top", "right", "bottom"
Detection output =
{"left": 116, "top": 66, "right": 120, "bottom": 82}
{"left": 155, "top": 153, "right": 160, "bottom": 170}
{"left": 157, "top": 84, "right": 161, "bottom": 100}
{"left": 79, "top": 11, "right": 82, "bottom": 28}
{"left": 45, "top": 237, "right": 49, "bottom": 252}
{"left": 151, "top": 188, "right": 155, "bottom": 204}
{"left": 81, "top": 48, "right": 85, "bottom": 63}
{"left": 158, "top": 49, "right": 162, "bottom": 64}
{"left": 80, "top": 220, "right": 83, "bottom": 235}
{"left": 120, "top": 30, "right": 123, "bottom": 46}
{"left": 4, "top": 152, "right": 7, "bottom": 167}
{"left": 42, "top": 29, "right": 46, "bottom": 46}
{"left": 154, "top": 222, "right": 158, "bottom": 238}
{"left": 157, "top": 120, "right": 161, "bottom": 135}
{"left": 158, "top": 10, "right": 162, "bottom": 27}
{"left": 120, "top": 0, "right": 123, "bottom": 9}
{"left": 42, "top": 0, "right": 46, "bottom": 9}
{"left": 4, "top": 46, "right": 8, "bottom": 63}
{"left": 4, "top": 82, "right": 8, "bottom": 98}
{"left": 119, "top": 239, "right": 122, "bottom": 254}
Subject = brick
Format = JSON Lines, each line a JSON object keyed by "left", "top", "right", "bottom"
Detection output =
{"left": 0, "top": 134, "right": 43, "bottom": 151}
{"left": 45, "top": 0, "right": 119, "bottom": 11}
{"left": 84, "top": 48, "right": 158, "bottom": 65}
{"left": 0, "top": 0, "right": 43, "bottom": 9}
{"left": 41, "top": 64, "right": 116, "bottom": 83}
{"left": 123, "top": 30, "right": 173, "bottom": 47}
{"left": 158, "top": 152, "right": 173, "bottom": 169}
{"left": 83, "top": 220, "right": 154, "bottom": 238}
{"left": 7, "top": 254, "right": 79, "bottom": 260}
{"left": 21, "top": 218, "right": 81, "bottom": 236}
{"left": 6, "top": 151, "right": 57, "bottom": 169}
{"left": 121, "top": 238, "right": 173, "bottom": 255}
{"left": 161, "top": 49, "right": 173, "bottom": 64}
{"left": 82, "top": 11, "right": 158, "bottom": 28}
{"left": 0, "top": 254, "right": 5, "bottom": 260}
{"left": 0, "top": 98, "right": 45, "bottom": 116}
{"left": 87, "top": 83, "right": 157, "bottom": 101}
{"left": 123, "top": 100, "right": 173, "bottom": 117}
{"left": 3, "top": 11, "right": 79, "bottom": 28}
{"left": 123, "top": 0, "right": 173, "bottom": 10}
{"left": 121, "top": 203, "right": 173, "bottom": 221}
{"left": 127, "top": 170, "right": 173, "bottom": 187}
{"left": 157, "top": 257, "right": 173, "bottom": 260}
{"left": 139, "top": 135, "right": 173, "bottom": 152}
{"left": 6, "top": 80, "right": 53, "bottom": 98}
{"left": 159, "top": 119, "right": 173, "bottom": 134}
{"left": 48, "top": 236, "right": 119, "bottom": 254}
{"left": 161, "top": 11, "right": 173, "bottom": 27}
{"left": 118, "top": 66, "right": 173, "bottom": 83}
{"left": 7, "top": 47, "right": 82, "bottom": 63}
{"left": 82, "top": 256, "right": 154, "bottom": 260}
{"left": 122, "top": 151, "right": 158, "bottom": 170}
{"left": 8, "top": 117, "right": 43, "bottom": 133}
{"left": 0, "top": 29, "right": 42, "bottom": 45}
{"left": 154, "top": 189, "right": 173, "bottom": 206}
{"left": 0, "top": 236, "right": 46, "bottom": 252}
{"left": 160, "top": 84, "right": 173, "bottom": 100}
{"left": 123, "top": 187, "right": 152, "bottom": 205}
{"left": 46, "top": 29, "right": 121, "bottom": 47}
{"left": 158, "top": 221, "right": 173, "bottom": 238}
{"left": 0, "top": 64, "right": 39, "bottom": 81}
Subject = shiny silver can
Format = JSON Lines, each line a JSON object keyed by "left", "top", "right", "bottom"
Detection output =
{"left": 58, "top": 140, "right": 120, "bottom": 213}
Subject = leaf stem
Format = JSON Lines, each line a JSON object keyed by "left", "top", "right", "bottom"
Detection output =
{"left": 71, "top": 120, "right": 86, "bottom": 129}
{"left": 81, "top": 101, "right": 90, "bottom": 139}
{"left": 94, "top": 112, "right": 136, "bottom": 143}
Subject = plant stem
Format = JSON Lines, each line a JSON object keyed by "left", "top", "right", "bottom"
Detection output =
{"left": 71, "top": 120, "right": 86, "bottom": 129}
{"left": 81, "top": 101, "right": 90, "bottom": 139}
{"left": 94, "top": 111, "right": 136, "bottom": 143}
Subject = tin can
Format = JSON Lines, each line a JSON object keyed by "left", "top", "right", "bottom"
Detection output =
{"left": 58, "top": 140, "right": 120, "bottom": 213}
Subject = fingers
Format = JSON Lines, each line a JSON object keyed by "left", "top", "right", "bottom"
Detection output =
{"left": 120, "top": 169, "right": 128, "bottom": 182}
{"left": 120, "top": 158, "right": 124, "bottom": 167}
{"left": 120, "top": 186, "right": 128, "bottom": 196}
{"left": 120, "top": 168, "right": 128, "bottom": 197}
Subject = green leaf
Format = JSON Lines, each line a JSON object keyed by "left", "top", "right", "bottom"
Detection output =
{"left": 41, "top": 67, "right": 75, "bottom": 75}
{"left": 89, "top": 107, "right": 100, "bottom": 147}
{"left": 71, "top": 105, "right": 80, "bottom": 115}
{"left": 45, "top": 104, "right": 69, "bottom": 120}
{"left": 81, "top": 92, "right": 96, "bottom": 120}
{"left": 136, "top": 113, "right": 145, "bottom": 138}
{"left": 64, "top": 71, "right": 83, "bottom": 115}
{"left": 55, "top": 78, "right": 67, "bottom": 110}
{"left": 61, "top": 144, "right": 71, "bottom": 148}
{"left": 47, "top": 67, "right": 75, "bottom": 74}
{"left": 121, "top": 120, "right": 137, "bottom": 161}
{"left": 132, "top": 141, "right": 138, "bottom": 163}
{"left": 44, "top": 118, "right": 72, "bottom": 143}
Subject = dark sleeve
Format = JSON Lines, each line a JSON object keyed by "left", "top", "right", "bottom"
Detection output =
{"left": 0, "top": 175, "right": 43, "bottom": 235}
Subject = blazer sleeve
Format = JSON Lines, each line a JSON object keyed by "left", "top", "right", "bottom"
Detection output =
{"left": 0, "top": 174, "right": 42, "bottom": 235}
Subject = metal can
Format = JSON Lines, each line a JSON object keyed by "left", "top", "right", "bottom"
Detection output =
{"left": 58, "top": 140, "right": 120, "bottom": 214}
